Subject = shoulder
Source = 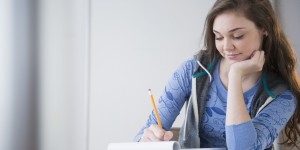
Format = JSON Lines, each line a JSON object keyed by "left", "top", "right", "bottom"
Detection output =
{"left": 272, "top": 90, "right": 296, "bottom": 114}
{"left": 176, "top": 57, "right": 197, "bottom": 73}
{"left": 276, "top": 90, "right": 296, "bottom": 105}
{"left": 255, "top": 90, "right": 296, "bottom": 121}
{"left": 169, "top": 57, "right": 197, "bottom": 85}
{"left": 270, "top": 90, "right": 296, "bottom": 113}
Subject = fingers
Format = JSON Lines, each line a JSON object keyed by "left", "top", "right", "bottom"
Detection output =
{"left": 251, "top": 50, "right": 263, "bottom": 60}
{"left": 230, "top": 50, "right": 265, "bottom": 76}
{"left": 140, "top": 133, "right": 151, "bottom": 142}
{"left": 141, "top": 128, "right": 160, "bottom": 141}
{"left": 140, "top": 124, "right": 173, "bottom": 142}
{"left": 149, "top": 124, "right": 165, "bottom": 139}
{"left": 258, "top": 50, "right": 265, "bottom": 64}
{"left": 252, "top": 50, "right": 265, "bottom": 70}
{"left": 163, "top": 131, "right": 173, "bottom": 141}
{"left": 249, "top": 50, "right": 257, "bottom": 58}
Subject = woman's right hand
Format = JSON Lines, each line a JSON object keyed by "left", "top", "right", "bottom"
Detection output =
{"left": 229, "top": 50, "right": 265, "bottom": 78}
{"left": 140, "top": 124, "right": 173, "bottom": 142}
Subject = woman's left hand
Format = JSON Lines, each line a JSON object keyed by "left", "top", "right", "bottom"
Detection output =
{"left": 229, "top": 50, "right": 265, "bottom": 77}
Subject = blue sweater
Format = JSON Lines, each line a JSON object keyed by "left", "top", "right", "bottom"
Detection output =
{"left": 135, "top": 58, "right": 296, "bottom": 149}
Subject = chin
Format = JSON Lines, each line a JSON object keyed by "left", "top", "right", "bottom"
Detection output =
{"left": 225, "top": 58, "right": 242, "bottom": 64}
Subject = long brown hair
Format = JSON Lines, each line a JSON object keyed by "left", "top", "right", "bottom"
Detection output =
{"left": 202, "top": 0, "right": 300, "bottom": 147}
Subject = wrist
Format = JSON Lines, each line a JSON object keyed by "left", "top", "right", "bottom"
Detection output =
{"left": 228, "top": 68, "right": 243, "bottom": 80}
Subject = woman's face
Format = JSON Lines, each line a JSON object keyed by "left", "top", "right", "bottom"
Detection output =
{"left": 213, "top": 11, "right": 266, "bottom": 65}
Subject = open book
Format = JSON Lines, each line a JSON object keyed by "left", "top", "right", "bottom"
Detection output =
{"left": 107, "top": 141, "right": 226, "bottom": 150}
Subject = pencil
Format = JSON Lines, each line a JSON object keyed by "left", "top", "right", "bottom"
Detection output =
{"left": 148, "top": 89, "right": 162, "bottom": 129}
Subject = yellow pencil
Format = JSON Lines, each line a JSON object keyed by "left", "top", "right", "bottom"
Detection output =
{"left": 148, "top": 89, "right": 162, "bottom": 129}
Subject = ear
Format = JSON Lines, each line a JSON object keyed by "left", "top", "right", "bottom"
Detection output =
{"left": 262, "top": 29, "right": 268, "bottom": 36}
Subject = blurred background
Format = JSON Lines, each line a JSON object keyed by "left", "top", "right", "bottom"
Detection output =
{"left": 0, "top": 0, "right": 299, "bottom": 150}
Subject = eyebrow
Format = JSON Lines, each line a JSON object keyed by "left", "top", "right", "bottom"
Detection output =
{"left": 213, "top": 27, "right": 245, "bottom": 33}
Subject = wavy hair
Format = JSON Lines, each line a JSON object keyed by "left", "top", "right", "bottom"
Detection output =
{"left": 202, "top": 0, "right": 300, "bottom": 147}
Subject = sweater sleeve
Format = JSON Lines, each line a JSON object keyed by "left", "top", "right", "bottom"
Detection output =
{"left": 134, "top": 58, "right": 195, "bottom": 142}
{"left": 225, "top": 90, "right": 296, "bottom": 150}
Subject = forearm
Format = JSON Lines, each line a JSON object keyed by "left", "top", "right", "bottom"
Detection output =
{"left": 134, "top": 58, "right": 195, "bottom": 141}
{"left": 225, "top": 91, "right": 296, "bottom": 149}
{"left": 226, "top": 72, "right": 251, "bottom": 125}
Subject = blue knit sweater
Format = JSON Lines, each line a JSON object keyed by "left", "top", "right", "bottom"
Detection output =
{"left": 135, "top": 58, "right": 295, "bottom": 149}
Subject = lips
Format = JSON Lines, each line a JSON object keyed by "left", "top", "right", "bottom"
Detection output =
{"left": 226, "top": 53, "right": 240, "bottom": 59}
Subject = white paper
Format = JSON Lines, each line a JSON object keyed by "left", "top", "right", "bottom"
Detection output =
{"left": 107, "top": 141, "right": 180, "bottom": 150}
{"left": 107, "top": 141, "right": 226, "bottom": 150}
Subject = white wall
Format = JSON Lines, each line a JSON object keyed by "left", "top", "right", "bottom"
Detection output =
{"left": 276, "top": 0, "right": 300, "bottom": 73}
{"left": 89, "top": 1, "right": 215, "bottom": 150}
{"left": 38, "top": 0, "right": 89, "bottom": 150}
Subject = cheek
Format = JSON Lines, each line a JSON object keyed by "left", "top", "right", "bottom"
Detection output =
{"left": 237, "top": 41, "right": 260, "bottom": 53}
{"left": 215, "top": 42, "right": 224, "bottom": 54}
{"left": 241, "top": 35, "right": 264, "bottom": 50}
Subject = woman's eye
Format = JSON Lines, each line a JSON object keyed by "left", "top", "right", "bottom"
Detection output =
{"left": 233, "top": 35, "right": 244, "bottom": 40}
{"left": 215, "top": 37, "right": 223, "bottom": 41}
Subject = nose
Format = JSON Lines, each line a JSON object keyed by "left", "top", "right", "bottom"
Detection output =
{"left": 223, "top": 38, "right": 234, "bottom": 51}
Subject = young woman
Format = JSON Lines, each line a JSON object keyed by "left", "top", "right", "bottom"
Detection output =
{"left": 135, "top": 0, "right": 300, "bottom": 149}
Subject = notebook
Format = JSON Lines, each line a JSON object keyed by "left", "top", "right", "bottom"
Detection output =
{"left": 107, "top": 141, "right": 226, "bottom": 150}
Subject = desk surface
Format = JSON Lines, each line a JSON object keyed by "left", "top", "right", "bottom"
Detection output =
{"left": 107, "top": 141, "right": 226, "bottom": 150}
{"left": 180, "top": 148, "right": 226, "bottom": 150}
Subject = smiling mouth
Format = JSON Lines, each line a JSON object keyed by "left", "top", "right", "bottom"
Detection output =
{"left": 226, "top": 53, "right": 240, "bottom": 59}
